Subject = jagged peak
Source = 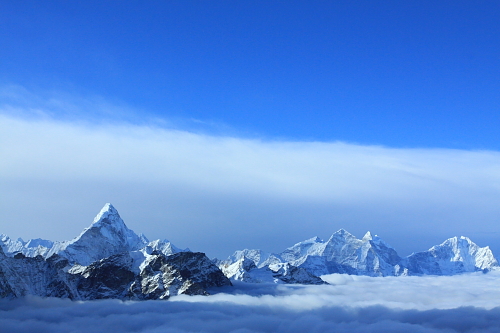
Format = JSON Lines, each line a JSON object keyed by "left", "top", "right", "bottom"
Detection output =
{"left": 434, "top": 236, "right": 476, "bottom": 250}
{"left": 369, "top": 234, "right": 397, "bottom": 252}
{"left": 329, "top": 228, "right": 356, "bottom": 240}
{"left": 92, "top": 203, "right": 121, "bottom": 226}
{"left": 24, "top": 238, "right": 53, "bottom": 248}
{"left": 291, "top": 236, "right": 323, "bottom": 247}
{"left": 362, "top": 231, "right": 373, "bottom": 241}
{"left": 61, "top": 204, "right": 146, "bottom": 259}
{"left": 308, "top": 236, "right": 323, "bottom": 243}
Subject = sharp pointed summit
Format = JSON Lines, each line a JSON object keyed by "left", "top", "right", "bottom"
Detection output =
{"left": 45, "top": 203, "right": 148, "bottom": 265}
{"left": 92, "top": 203, "right": 122, "bottom": 226}
{"left": 329, "top": 228, "right": 356, "bottom": 241}
{"left": 84, "top": 203, "right": 139, "bottom": 244}
{"left": 362, "top": 231, "right": 373, "bottom": 241}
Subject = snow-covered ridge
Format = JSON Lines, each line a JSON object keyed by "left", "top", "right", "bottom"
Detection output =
{"left": 221, "top": 229, "right": 499, "bottom": 279}
{"left": 0, "top": 203, "right": 188, "bottom": 266}
{"left": 396, "top": 235, "right": 499, "bottom": 276}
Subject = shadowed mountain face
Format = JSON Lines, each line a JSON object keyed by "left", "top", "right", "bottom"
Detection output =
{"left": 0, "top": 247, "right": 230, "bottom": 300}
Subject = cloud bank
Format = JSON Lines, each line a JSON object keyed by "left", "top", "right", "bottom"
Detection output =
{"left": 1, "top": 91, "right": 500, "bottom": 258}
{"left": 2, "top": 273, "right": 500, "bottom": 333}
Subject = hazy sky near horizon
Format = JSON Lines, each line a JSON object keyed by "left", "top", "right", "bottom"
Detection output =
{"left": 1, "top": 1, "right": 500, "bottom": 259}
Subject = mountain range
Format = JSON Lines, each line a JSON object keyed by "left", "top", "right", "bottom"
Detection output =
{"left": 1, "top": 203, "right": 498, "bottom": 300}
{"left": 219, "top": 229, "right": 498, "bottom": 282}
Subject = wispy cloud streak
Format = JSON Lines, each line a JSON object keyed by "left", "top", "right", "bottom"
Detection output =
{"left": 1, "top": 92, "right": 500, "bottom": 258}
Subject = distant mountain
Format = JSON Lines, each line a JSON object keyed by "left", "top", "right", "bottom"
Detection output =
{"left": 220, "top": 256, "right": 326, "bottom": 285}
{"left": 396, "top": 236, "right": 499, "bottom": 276}
{"left": 220, "top": 229, "right": 499, "bottom": 279}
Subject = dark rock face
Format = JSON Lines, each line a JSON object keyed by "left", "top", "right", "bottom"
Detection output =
{"left": 271, "top": 264, "right": 327, "bottom": 285}
{"left": 0, "top": 249, "right": 231, "bottom": 300}
{"left": 166, "top": 252, "right": 232, "bottom": 289}
{"left": 0, "top": 247, "right": 75, "bottom": 299}
{"left": 127, "top": 252, "right": 232, "bottom": 300}
{"left": 76, "top": 253, "right": 136, "bottom": 299}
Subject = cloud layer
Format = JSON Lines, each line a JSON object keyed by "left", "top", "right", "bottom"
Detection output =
{"left": 1, "top": 100, "right": 500, "bottom": 258}
{"left": 2, "top": 273, "right": 500, "bottom": 333}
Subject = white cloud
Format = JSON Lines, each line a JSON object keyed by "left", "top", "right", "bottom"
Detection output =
{"left": 183, "top": 272, "right": 500, "bottom": 311}
{"left": 1, "top": 96, "right": 500, "bottom": 259}
{"left": 2, "top": 273, "right": 500, "bottom": 332}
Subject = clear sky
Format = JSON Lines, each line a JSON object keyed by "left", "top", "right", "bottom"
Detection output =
{"left": 2, "top": 1, "right": 500, "bottom": 147}
{"left": 1, "top": 1, "right": 500, "bottom": 259}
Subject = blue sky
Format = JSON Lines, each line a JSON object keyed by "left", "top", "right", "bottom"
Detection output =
{"left": 1, "top": 1, "right": 500, "bottom": 259}
{"left": 1, "top": 1, "right": 499, "bottom": 147}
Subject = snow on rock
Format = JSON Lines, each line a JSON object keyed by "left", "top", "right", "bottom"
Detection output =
{"left": 224, "top": 229, "right": 401, "bottom": 278}
{"left": 221, "top": 230, "right": 499, "bottom": 279}
{"left": 43, "top": 203, "right": 149, "bottom": 266}
{"left": 0, "top": 235, "right": 53, "bottom": 258}
{"left": 3, "top": 203, "right": 188, "bottom": 267}
{"left": 220, "top": 256, "right": 325, "bottom": 285}
{"left": 75, "top": 251, "right": 231, "bottom": 300}
{"left": 0, "top": 247, "right": 75, "bottom": 299}
{"left": 141, "top": 239, "right": 190, "bottom": 257}
{"left": 397, "top": 236, "right": 499, "bottom": 276}
{"left": 220, "top": 249, "right": 281, "bottom": 269}
{"left": 0, "top": 246, "right": 231, "bottom": 300}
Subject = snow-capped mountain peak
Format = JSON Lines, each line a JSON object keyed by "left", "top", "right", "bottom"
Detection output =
{"left": 76, "top": 203, "right": 143, "bottom": 247}
{"left": 304, "top": 236, "right": 323, "bottom": 244}
{"left": 362, "top": 231, "right": 373, "bottom": 241}
{"left": 330, "top": 228, "right": 356, "bottom": 239}
{"left": 45, "top": 203, "right": 148, "bottom": 265}
{"left": 398, "top": 235, "right": 499, "bottom": 275}
{"left": 1, "top": 204, "right": 189, "bottom": 267}
{"left": 92, "top": 203, "right": 121, "bottom": 227}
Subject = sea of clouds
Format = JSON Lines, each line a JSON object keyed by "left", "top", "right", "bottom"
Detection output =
{"left": 2, "top": 272, "right": 500, "bottom": 333}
